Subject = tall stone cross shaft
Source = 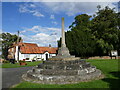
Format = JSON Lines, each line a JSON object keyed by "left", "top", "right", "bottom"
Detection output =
{"left": 56, "top": 17, "right": 70, "bottom": 57}
{"left": 52, "top": 17, "right": 71, "bottom": 57}
{"left": 61, "top": 17, "right": 66, "bottom": 47}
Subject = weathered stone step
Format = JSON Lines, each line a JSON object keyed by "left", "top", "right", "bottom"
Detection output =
{"left": 29, "top": 66, "right": 96, "bottom": 77}
{"left": 43, "top": 59, "right": 86, "bottom": 65}
{"left": 37, "top": 62, "right": 91, "bottom": 70}
{"left": 40, "top": 69, "right": 78, "bottom": 75}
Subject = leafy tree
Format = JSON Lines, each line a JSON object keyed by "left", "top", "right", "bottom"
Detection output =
{"left": 66, "top": 14, "right": 96, "bottom": 57}
{"left": 118, "top": 30, "right": 120, "bottom": 55}
{"left": 91, "top": 6, "right": 120, "bottom": 55}
{"left": 57, "top": 37, "right": 61, "bottom": 48}
{"left": 1, "top": 33, "right": 21, "bottom": 59}
{"left": 69, "top": 14, "right": 91, "bottom": 32}
{"left": 58, "top": 6, "right": 119, "bottom": 57}
{"left": 0, "top": 34, "right": 2, "bottom": 58}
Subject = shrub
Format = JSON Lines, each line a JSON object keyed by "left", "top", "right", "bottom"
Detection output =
{"left": 32, "top": 60, "right": 36, "bottom": 62}
{"left": 19, "top": 60, "right": 26, "bottom": 63}
{"left": 3, "top": 60, "right": 9, "bottom": 63}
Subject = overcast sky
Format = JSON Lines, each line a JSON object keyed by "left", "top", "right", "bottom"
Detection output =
{"left": 2, "top": 1, "right": 119, "bottom": 47}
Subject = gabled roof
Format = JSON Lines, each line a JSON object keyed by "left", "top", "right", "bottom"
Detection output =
{"left": 19, "top": 43, "right": 58, "bottom": 54}
{"left": 19, "top": 43, "right": 38, "bottom": 47}
{"left": 38, "top": 47, "right": 58, "bottom": 54}
{"left": 13, "top": 42, "right": 38, "bottom": 47}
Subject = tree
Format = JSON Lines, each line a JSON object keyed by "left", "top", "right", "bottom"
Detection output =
{"left": 0, "top": 34, "right": 2, "bottom": 58}
{"left": 69, "top": 14, "right": 91, "bottom": 32}
{"left": 58, "top": 6, "right": 120, "bottom": 57}
{"left": 118, "top": 30, "right": 120, "bottom": 55}
{"left": 57, "top": 37, "right": 61, "bottom": 48}
{"left": 91, "top": 6, "right": 120, "bottom": 55}
{"left": 66, "top": 14, "right": 96, "bottom": 57}
{"left": 1, "top": 33, "right": 21, "bottom": 59}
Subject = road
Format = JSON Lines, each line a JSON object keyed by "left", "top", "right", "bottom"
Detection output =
{"left": 2, "top": 66, "right": 33, "bottom": 88}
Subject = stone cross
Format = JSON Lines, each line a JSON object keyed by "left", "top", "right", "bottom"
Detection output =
{"left": 53, "top": 17, "right": 71, "bottom": 57}
{"left": 49, "top": 17, "right": 75, "bottom": 58}
{"left": 61, "top": 17, "right": 66, "bottom": 47}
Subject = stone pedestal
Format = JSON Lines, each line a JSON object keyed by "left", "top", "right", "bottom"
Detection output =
{"left": 57, "top": 47, "right": 70, "bottom": 57}
{"left": 22, "top": 59, "right": 103, "bottom": 84}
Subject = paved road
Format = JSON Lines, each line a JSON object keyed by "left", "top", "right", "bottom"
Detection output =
{"left": 2, "top": 66, "right": 33, "bottom": 88}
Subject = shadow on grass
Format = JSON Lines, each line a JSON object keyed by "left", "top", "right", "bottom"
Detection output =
{"left": 102, "top": 71, "right": 120, "bottom": 88}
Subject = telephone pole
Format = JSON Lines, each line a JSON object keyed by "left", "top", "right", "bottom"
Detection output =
{"left": 17, "top": 31, "right": 20, "bottom": 62}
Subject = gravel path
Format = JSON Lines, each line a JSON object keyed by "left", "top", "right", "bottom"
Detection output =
{"left": 2, "top": 66, "right": 33, "bottom": 88}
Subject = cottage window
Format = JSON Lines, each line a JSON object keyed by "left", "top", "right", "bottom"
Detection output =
{"left": 37, "top": 54, "right": 40, "bottom": 58}
{"left": 24, "top": 54, "right": 30, "bottom": 58}
{"left": 49, "top": 54, "right": 52, "bottom": 58}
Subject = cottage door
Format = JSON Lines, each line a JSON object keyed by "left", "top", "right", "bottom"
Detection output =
{"left": 45, "top": 54, "right": 48, "bottom": 60}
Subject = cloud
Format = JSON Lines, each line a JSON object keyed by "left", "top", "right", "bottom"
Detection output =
{"left": 52, "top": 21, "right": 58, "bottom": 25}
{"left": 20, "top": 32, "right": 58, "bottom": 47}
{"left": 20, "top": 25, "right": 61, "bottom": 47}
{"left": 21, "top": 25, "right": 60, "bottom": 33}
{"left": 50, "top": 15, "right": 55, "bottom": 19}
{"left": 32, "top": 33, "right": 57, "bottom": 45}
{"left": 19, "top": 3, "right": 44, "bottom": 17}
{"left": 46, "top": 27, "right": 60, "bottom": 31}
{"left": 19, "top": 2, "right": 118, "bottom": 17}
{"left": 29, "top": 3, "right": 36, "bottom": 8}
{"left": 42, "top": 2, "right": 118, "bottom": 16}
{"left": 32, "top": 11, "right": 44, "bottom": 17}
{"left": 2, "top": 0, "right": 120, "bottom": 2}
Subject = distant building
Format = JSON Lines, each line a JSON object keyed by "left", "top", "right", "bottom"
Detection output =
{"left": 8, "top": 41, "right": 58, "bottom": 61}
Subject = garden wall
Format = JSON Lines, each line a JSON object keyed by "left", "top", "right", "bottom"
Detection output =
{"left": 87, "top": 56, "right": 120, "bottom": 59}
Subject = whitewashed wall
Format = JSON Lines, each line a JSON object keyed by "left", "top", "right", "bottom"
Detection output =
{"left": 15, "top": 46, "right": 57, "bottom": 61}
{"left": 15, "top": 46, "right": 18, "bottom": 60}
{"left": 50, "top": 54, "right": 56, "bottom": 57}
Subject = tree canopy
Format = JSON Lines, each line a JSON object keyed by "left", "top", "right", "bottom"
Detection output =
{"left": 91, "top": 6, "right": 119, "bottom": 55}
{"left": 1, "top": 33, "right": 21, "bottom": 59}
{"left": 58, "top": 5, "right": 120, "bottom": 57}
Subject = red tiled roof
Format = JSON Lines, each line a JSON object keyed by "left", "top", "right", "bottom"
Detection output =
{"left": 20, "top": 43, "right": 38, "bottom": 47}
{"left": 38, "top": 47, "right": 58, "bottom": 54}
{"left": 13, "top": 42, "right": 38, "bottom": 47}
{"left": 20, "top": 43, "right": 58, "bottom": 54}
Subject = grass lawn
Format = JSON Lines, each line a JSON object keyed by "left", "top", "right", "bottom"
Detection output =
{"left": 1, "top": 61, "right": 42, "bottom": 68}
{"left": 12, "top": 59, "right": 120, "bottom": 88}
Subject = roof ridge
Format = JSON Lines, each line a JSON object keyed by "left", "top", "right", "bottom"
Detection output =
{"left": 23, "top": 43, "right": 37, "bottom": 44}
{"left": 20, "top": 45, "right": 58, "bottom": 54}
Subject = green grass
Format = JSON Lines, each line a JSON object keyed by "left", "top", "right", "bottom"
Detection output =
{"left": 1, "top": 61, "right": 42, "bottom": 68}
{"left": 12, "top": 59, "right": 119, "bottom": 88}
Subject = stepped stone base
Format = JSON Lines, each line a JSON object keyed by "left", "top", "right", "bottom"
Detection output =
{"left": 22, "top": 59, "right": 104, "bottom": 84}
{"left": 48, "top": 57, "right": 79, "bottom": 61}
{"left": 22, "top": 69, "right": 103, "bottom": 84}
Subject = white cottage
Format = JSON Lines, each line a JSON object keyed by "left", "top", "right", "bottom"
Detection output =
{"left": 8, "top": 42, "right": 58, "bottom": 61}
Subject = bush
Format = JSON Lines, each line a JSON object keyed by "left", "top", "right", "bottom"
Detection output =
{"left": 32, "top": 60, "right": 36, "bottom": 62}
{"left": 3, "top": 60, "right": 9, "bottom": 63}
{"left": 19, "top": 60, "right": 26, "bottom": 63}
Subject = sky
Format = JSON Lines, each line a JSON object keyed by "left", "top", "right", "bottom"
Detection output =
{"left": 2, "top": 1, "right": 119, "bottom": 47}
